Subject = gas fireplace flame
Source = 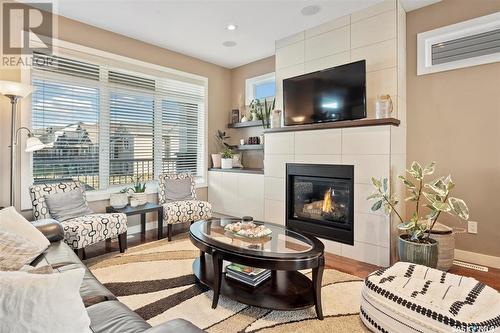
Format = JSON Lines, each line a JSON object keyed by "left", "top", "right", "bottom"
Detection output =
{"left": 322, "top": 188, "right": 333, "bottom": 213}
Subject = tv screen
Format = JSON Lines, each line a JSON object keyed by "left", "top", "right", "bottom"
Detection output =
{"left": 283, "top": 60, "right": 366, "bottom": 126}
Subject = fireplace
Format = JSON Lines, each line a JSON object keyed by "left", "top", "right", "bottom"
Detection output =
{"left": 286, "top": 163, "right": 354, "bottom": 245}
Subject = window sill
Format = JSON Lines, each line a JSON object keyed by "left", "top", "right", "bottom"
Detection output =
{"left": 85, "top": 180, "right": 208, "bottom": 203}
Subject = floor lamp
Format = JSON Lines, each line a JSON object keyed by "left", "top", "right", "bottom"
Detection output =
{"left": 0, "top": 80, "right": 44, "bottom": 207}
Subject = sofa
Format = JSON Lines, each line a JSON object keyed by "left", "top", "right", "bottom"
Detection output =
{"left": 30, "top": 219, "right": 204, "bottom": 333}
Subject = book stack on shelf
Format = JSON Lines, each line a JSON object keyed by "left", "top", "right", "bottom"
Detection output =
{"left": 225, "top": 263, "right": 271, "bottom": 287}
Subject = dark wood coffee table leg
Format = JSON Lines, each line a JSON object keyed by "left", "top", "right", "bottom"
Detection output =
{"left": 157, "top": 207, "right": 163, "bottom": 240}
{"left": 211, "top": 251, "right": 223, "bottom": 309}
{"left": 312, "top": 255, "right": 325, "bottom": 320}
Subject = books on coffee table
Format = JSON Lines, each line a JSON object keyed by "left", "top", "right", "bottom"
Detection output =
{"left": 225, "top": 263, "right": 271, "bottom": 287}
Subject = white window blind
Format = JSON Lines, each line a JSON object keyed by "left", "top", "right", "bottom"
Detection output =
{"left": 31, "top": 51, "right": 207, "bottom": 191}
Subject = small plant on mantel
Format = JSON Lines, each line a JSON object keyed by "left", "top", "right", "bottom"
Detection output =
{"left": 367, "top": 161, "right": 470, "bottom": 267}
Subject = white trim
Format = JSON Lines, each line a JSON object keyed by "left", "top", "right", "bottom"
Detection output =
{"left": 454, "top": 249, "right": 500, "bottom": 269}
{"left": 245, "top": 72, "right": 275, "bottom": 105}
{"left": 20, "top": 37, "right": 209, "bottom": 210}
{"left": 417, "top": 12, "right": 500, "bottom": 75}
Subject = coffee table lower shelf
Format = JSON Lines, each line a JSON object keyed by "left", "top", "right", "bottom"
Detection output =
{"left": 193, "top": 254, "right": 315, "bottom": 311}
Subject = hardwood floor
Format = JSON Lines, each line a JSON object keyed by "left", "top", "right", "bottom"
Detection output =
{"left": 84, "top": 225, "right": 500, "bottom": 291}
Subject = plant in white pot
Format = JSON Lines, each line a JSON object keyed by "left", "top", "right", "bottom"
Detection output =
{"left": 213, "top": 130, "right": 231, "bottom": 168}
{"left": 125, "top": 176, "right": 147, "bottom": 207}
{"left": 221, "top": 148, "right": 234, "bottom": 169}
{"left": 367, "top": 161, "right": 470, "bottom": 268}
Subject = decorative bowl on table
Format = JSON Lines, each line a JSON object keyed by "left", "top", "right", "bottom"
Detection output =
{"left": 224, "top": 222, "right": 272, "bottom": 240}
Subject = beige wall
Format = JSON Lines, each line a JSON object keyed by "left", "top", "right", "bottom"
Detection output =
{"left": 226, "top": 56, "right": 275, "bottom": 169}
{"left": 0, "top": 11, "right": 229, "bottom": 225}
{"left": 407, "top": 0, "right": 500, "bottom": 257}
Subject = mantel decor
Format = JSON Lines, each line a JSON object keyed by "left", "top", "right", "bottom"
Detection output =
{"left": 368, "top": 161, "right": 470, "bottom": 268}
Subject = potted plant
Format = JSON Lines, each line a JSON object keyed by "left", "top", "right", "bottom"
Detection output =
{"left": 221, "top": 148, "right": 234, "bottom": 169}
{"left": 367, "top": 161, "right": 469, "bottom": 268}
{"left": 110, "top": 191, "right": 128, "bottom": 209}
{"left": 125, "top": 176, "right": 147, "bottom": 207}
{"left": 213, "top": 130, "right": 230, "bottom": 168}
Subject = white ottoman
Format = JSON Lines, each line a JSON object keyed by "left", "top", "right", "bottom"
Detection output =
{"left": 360, "top": 262, "right": 500, "bottom": 333}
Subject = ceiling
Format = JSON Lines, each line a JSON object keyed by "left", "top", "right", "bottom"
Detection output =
{"left": 51, "top": 0, "right": 440, "bottom": 69}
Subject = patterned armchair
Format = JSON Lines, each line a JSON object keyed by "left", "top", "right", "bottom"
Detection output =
{"left": 29, "top": 181, "right": 127, "bottom": 259}
{"left": 158, "top": 173, "right": 212, "bottom": 241}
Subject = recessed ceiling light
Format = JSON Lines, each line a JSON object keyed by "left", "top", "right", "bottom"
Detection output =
{"left": 301, "top": 5, "right": 321, "bottom": 16}
{"left": 222, "top": 41, "right": 237, "bottom": 47}
{"left": 226, "top": 24, "right": 238, "bottom": 31}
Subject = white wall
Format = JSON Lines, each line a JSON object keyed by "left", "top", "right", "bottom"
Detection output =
{"left": 275, "top": 0, "right": 406, "bottom": 125}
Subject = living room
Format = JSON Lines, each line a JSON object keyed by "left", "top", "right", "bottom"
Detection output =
{"left": 0, "top": 0, "right": 499, "bottom": 332}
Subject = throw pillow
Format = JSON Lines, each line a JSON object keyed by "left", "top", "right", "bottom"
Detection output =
{"left": 163, "top": 178, "right": 193, "bottom": 202}
{"left": 0, "top": 231, "right": 47, "bottom": 271}
{"left": 0, "top": 206, "right": 50, "bottom": 249}
{"left": 44, "top": 190, "right": 94, "bottom": 222}
{"left": 0, "top": 268, "right": 91, "bottom": 333}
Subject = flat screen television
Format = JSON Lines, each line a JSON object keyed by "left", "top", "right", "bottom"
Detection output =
{"left": 283, "top": 60, "right": 366, "bottom": 126}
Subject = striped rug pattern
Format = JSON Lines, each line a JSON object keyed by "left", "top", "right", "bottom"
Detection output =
{"left": 86, "top": 235, "right": 369, "bottom": 332}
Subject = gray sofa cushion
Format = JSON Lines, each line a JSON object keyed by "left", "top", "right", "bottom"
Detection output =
{"left": 44, "top": 190, "right": 94, "bottom": 222}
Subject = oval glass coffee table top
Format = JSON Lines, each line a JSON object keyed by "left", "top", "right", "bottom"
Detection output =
{"left": 190, "top": 218, "right": 323, "bottom": 258}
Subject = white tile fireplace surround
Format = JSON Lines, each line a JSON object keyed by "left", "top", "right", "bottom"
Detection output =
{"left": 264, "top": 124, "right": 406, "bottom": 267}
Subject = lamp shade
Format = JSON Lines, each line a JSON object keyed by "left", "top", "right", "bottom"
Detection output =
{"left": 0, "top": 80, "right": 33, "bottom": 98}
{"left": 25, "top": 135, "right": 45, "bottom": 152}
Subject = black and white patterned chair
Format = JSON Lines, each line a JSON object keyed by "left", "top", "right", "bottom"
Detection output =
{"left": 29, "top": 181, "right": 127, "bottom": 259}
{"left": 158, "top": 173, "right": 212, "bottom": 241}
{"left": 360, "top": 262, "right": 500, "bottom": 333}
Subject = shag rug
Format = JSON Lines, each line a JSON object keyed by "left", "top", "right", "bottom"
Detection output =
{"left": 86, "top": 235, "right": 369, "bottom": 332}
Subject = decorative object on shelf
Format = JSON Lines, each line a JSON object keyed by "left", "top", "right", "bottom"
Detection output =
{"left": 249, "top": 98, "right": 276, "bottom": 129}
{"left": 109, "top": 193, "right": 128, "bottom": 209}
{"left": 375, "top": 94, "right": 393, "bottom": 119}
{"left": 231, "top": 109, "right": 240, "bottom": 124}
{"left": 240, "top": 115, "right": 248, "bottom": 122}
{"left": 259, "top": 134, "right": 264, "bottom": 144}
{"left": 251, "top": 111, "right": 259, "bottom": 121}
{"left": 211, "top": 153, "right": 221, "bottom": 168}
{"left": 125, "top": 176, "right": 147, "bottom": 207}
{"left": 247, "top": 136, "right": 260, "bottom": 145}
{"left": 221, "top": 148, "right": 234, "bottom": 169}
{"left": 240, "top": 139, "right": 245, "bottom": 145}
{"left": 232, "top": 153, "right": 243, "bottom": 168}
{"left": 271, "top": 109, "right": 282, "bottom": 128}
{"left": 367, "top": 161, "right": 469, "bottom": 268}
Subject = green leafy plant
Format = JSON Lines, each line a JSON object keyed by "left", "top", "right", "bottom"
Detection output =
{"left": 216, "top": 130, "right": 231, "bottom": 151}
{"left": 122, "top": 175, "right": 146, "bottom": 193}
{"left": 249, "top": 98, "right": 275, "bottom": 129}
{"left": 367, "top": 161, "right": 469, "bottom": 243}
{"left": 221, "top": 147, "right": 234, "bottom": 159}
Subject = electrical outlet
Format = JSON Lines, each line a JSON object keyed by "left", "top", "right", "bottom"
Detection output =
{"left": 468, "top": 221, "right": 478, "bottom": 234}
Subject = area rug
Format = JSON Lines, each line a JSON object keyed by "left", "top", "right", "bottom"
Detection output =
{"left": 86, "top": 235, "right": 369, "bottom": 332}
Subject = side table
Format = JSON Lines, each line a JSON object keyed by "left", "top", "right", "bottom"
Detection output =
{"left": 106, "top": 202, "right": 164, "bottom": 240}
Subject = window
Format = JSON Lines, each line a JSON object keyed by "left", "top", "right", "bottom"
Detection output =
{"left": 245, "top": 72, "right": 275, "bottom": 105}
{"left": 417, "top": 12, "right": 500, "bottom": 75}
{"left": 31, "top": 52, "right": 207, "bottom": 192}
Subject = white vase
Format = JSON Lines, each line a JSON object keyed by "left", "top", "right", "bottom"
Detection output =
{"left": 211, "top": 153, "right": 222, "bottom": 168}
{"left": 221, "top": 158, "right": 233, "bottom": 169}
{"left": 110, "top": 193, "right": 128, "bottom": 209}
{"left": 131, "top": 192, "right": 147, "bottom": 206}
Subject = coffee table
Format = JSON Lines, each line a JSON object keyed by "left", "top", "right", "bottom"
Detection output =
{"left": 189, "top": 218, "right": 325, "bottom": 319}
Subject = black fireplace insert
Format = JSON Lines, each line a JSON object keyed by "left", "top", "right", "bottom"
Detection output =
{"left": 286, "top": 163, "right": 354, "bottom": 245}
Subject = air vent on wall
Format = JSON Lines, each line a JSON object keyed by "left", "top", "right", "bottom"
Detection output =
{"left": 418, "top": 12, "right": 500, "bottom": 75}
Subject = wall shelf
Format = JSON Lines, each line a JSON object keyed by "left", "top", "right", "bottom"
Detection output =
{"left": 235, "top": 144, "right": 263, "bottom": 151}
{"left": 227, "top": 120, "right": 262, "bottom": 129}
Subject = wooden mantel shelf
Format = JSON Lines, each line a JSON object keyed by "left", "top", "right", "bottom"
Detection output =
{"left": 263, "top": 118, "right": 400, "bottom": 133}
